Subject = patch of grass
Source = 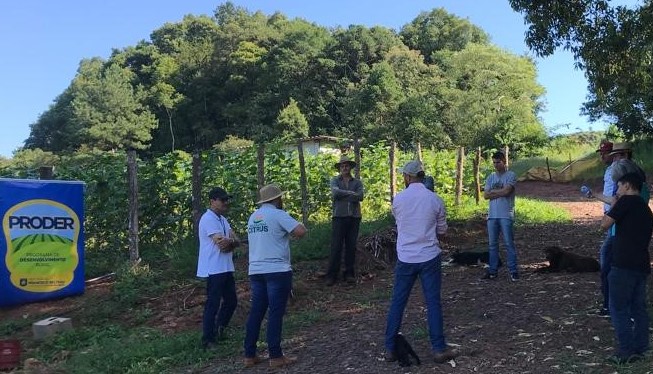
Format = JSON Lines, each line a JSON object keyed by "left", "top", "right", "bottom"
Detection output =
{"left": 35, "top": 326, "right": 218, "bottom": 374}
{"left": 0, "top": 320, "right": 28, "bottom": 338}
{"left": 445, "top": 195, "right": 571, "bottom": 225}
{"left": 516, "top": 197, "right": 572, "bottom": 224}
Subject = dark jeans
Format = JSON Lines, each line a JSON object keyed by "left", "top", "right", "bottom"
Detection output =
{"left": 608, "top": 267, "right": 650, "bottom": 357}
{"left": 244, "top": 271, "right": 293, "bottom": 359}
{"left": 327, "top": 217, "right": 361, "bottom": 279}
{"left": 599, "top": 233, "right": 613, "bottom": 310}
{"left": 202, "top": 272, "right": 237, "bottom": 343}
{"left": 385, "top": 255, "right": 447, "bottom": 353}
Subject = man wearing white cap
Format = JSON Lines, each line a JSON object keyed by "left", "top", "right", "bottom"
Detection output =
{"left": 384, "top": 160, "right": 458, "bottom": 364}
{"left": 243, "top": 184, "right": 307, "bottom": 369}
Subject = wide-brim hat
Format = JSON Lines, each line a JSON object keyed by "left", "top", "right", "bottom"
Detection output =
{"left": 256, "top": 184, "right": 284, "bottom": 204}
{"left": 609, "top": 142, "right": 632, "bottom": 155}
{"left": 334, "top": 155, "right": 356, "bottom": 169}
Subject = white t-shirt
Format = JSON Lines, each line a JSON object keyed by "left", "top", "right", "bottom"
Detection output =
{"left": 247, "top": 203, "right": 301, "bottom": 275}
{"left": 196, "top": 209, "right": 235, "bottom": 277}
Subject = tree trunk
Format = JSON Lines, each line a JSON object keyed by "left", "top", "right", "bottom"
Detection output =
{"left": 167, "top": 108, "right": 175, "bottom": 153}
{"left": 474, "top": 147, "right": 481, "bottom": 205}
{"left": 353, "top": 138, "right": 361, "bottom": 179}
{"left": 256, "top": 144, "right": 265, "bottom": 193}
{"left": 297, "top": 140, "right": 309, "bottom": 226}
{"left": 455, "top": 147, "right": 465, "bottom": 206}
{"left": 389, "top": 141, "right": 397, "bottom": 203}
{"left": 127, "top": 149, "right": 140, "bottom": 264}
{"left": 191, "top": 150, "right": 202, "bottom": 240}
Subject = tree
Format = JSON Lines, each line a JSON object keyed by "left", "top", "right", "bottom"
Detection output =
{"left": 438, "top": 43, "right": 547, "bottom": 151}
{"left": 71, "top": 60, "right": 157, "bottom": 150}
{"left": 400, "top": 8, "right": 490, "bottom": 64}
{"left": 275, "top": 98, "right": 309, "bottom": 141}
{"left": 509, "top": 0, "right": 653, "bottom": 136}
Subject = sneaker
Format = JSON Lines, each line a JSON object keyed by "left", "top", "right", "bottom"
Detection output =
{"left": 481, "top": 272, "right": 497, "bottom": 280}
{"left": 510, "top": 273, "right": 519, "bottom": 282}
{"left": 243, "top": 356, "right": 263, "bottom": 368}
{"left": 269, "top": 355, "right": 297, "bottom": 368}
{"left": 344, "top": 275, "right": 356, "bottom": 284}
{"left": 433, "top": 347, "right": 459, "bottom": 363}
{"left": 598, "top": 308, "right": 610, "bottom": 317}
{"left": 326, "top": 277, "right": 337, "bottom": 287}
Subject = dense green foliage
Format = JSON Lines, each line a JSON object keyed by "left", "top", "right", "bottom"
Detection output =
{"left": 22, "top": 4, "right": 548, "bottom": 157}
{"left": 509, "top": 0, "right": 653, "bottom": 137}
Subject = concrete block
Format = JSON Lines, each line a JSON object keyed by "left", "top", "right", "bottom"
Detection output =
{"left": 32, "top": 317, "right": 72, "bottom": 340}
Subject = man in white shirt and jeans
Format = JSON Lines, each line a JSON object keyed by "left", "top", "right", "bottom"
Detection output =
{"left": 197, "top": 187, "right": 240, "bottom": 349}
{"left": 384, "top": 161, "right": 458, "bottom": 364}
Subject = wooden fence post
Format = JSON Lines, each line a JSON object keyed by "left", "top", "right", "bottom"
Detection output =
{"left": 474, "top": 147, "right": 481, "bottom": 205}
{"left": 503, "top": 145, "right": 509, "bottom": 169}
{"left": 455, "top": 147, "right": 465, "bottom": 206}
{"left": 297, "top": 140, "right": 309, "bottom": 227}
{"left": 415, "top": 141, "right": 423, "bottom": 162}
{"left": 353, "top": 138, "right": 361, "bottom": 179}
{"left": 127, "top": 149, "right": 140, "bottom": 264}
{"left": 256, "top": 144, "right": 265, "bottom": 194}
{"left": 389, "top": 141, "right": 397, "bottom": 202}
{"left": 191, "top": 150, "right": 202, "bottom": 240}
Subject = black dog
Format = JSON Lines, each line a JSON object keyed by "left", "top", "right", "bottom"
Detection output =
{"left": 537, "top": 246, "right": 600, "bottom": 273}
{"left": 395, "top": 333, "right": 420, "bottom": 367}
{"left": 450, "top": 251, "right": 502, "bottom": 267}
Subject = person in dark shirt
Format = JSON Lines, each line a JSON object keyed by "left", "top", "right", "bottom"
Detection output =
{"left": 600, "top": 172, "right": 653, "bottom": 364}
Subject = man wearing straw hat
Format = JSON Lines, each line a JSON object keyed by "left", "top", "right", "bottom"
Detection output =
{"left": 243, "top": 184, "right": 307, "bottom": 369}
{"left": 325, "top": 155, "right": 365, "bottom": 286}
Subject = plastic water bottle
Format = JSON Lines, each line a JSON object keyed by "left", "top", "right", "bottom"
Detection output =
{"left": 580, "top": 185, "right": 592, "bottom": 198}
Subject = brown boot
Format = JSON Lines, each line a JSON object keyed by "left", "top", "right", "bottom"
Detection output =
{"left": 269, "top": 355, "right": 297, "bottom": 368}
{"left": 433, "top": 347, "right": 459, "bottom": 363}
{"left": 243, "top": 356, "right": 263, "bottom": 368}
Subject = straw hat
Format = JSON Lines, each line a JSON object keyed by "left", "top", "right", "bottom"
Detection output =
{"left": 334, "top": 155, "right": 356, "bottom": 170}
{"left": 256, "top": 184, "right": 284, "bottom": 204}
{"left": 609, "top": 142, "right": 632, "bottom": 155}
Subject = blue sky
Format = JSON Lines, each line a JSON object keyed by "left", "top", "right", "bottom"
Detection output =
{"left": 0, "top": 0, "right": 632, "bottom": 158}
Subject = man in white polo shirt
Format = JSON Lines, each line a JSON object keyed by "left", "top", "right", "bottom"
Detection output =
{"left": 384, "top": 161, "right": 458, "bottom": 364}
{"left": 197, "top": 187, "right": 241, "bottom": 350}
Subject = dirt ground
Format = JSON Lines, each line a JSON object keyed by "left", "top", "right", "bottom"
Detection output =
{"left": 2, "top": 181, "right": 651, "bottom": 374}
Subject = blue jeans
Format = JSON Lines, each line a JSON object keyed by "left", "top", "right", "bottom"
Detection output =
{"left": 599, "top": 233, "right": 613, "bottom": 310}
{"left": 384, "top": 255, "right": 447, "bottom": 353}
{"left": 202, "top": 272, "right": 237, "bottom": 343}
{"left": 608, "top": 267, "right": 650, "bottom": 357}
{"left": 487, "top": 218, "right": 518, "bottom": 274}
{"left": 244, "top": 271, "right": 292, "bottom": 359}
